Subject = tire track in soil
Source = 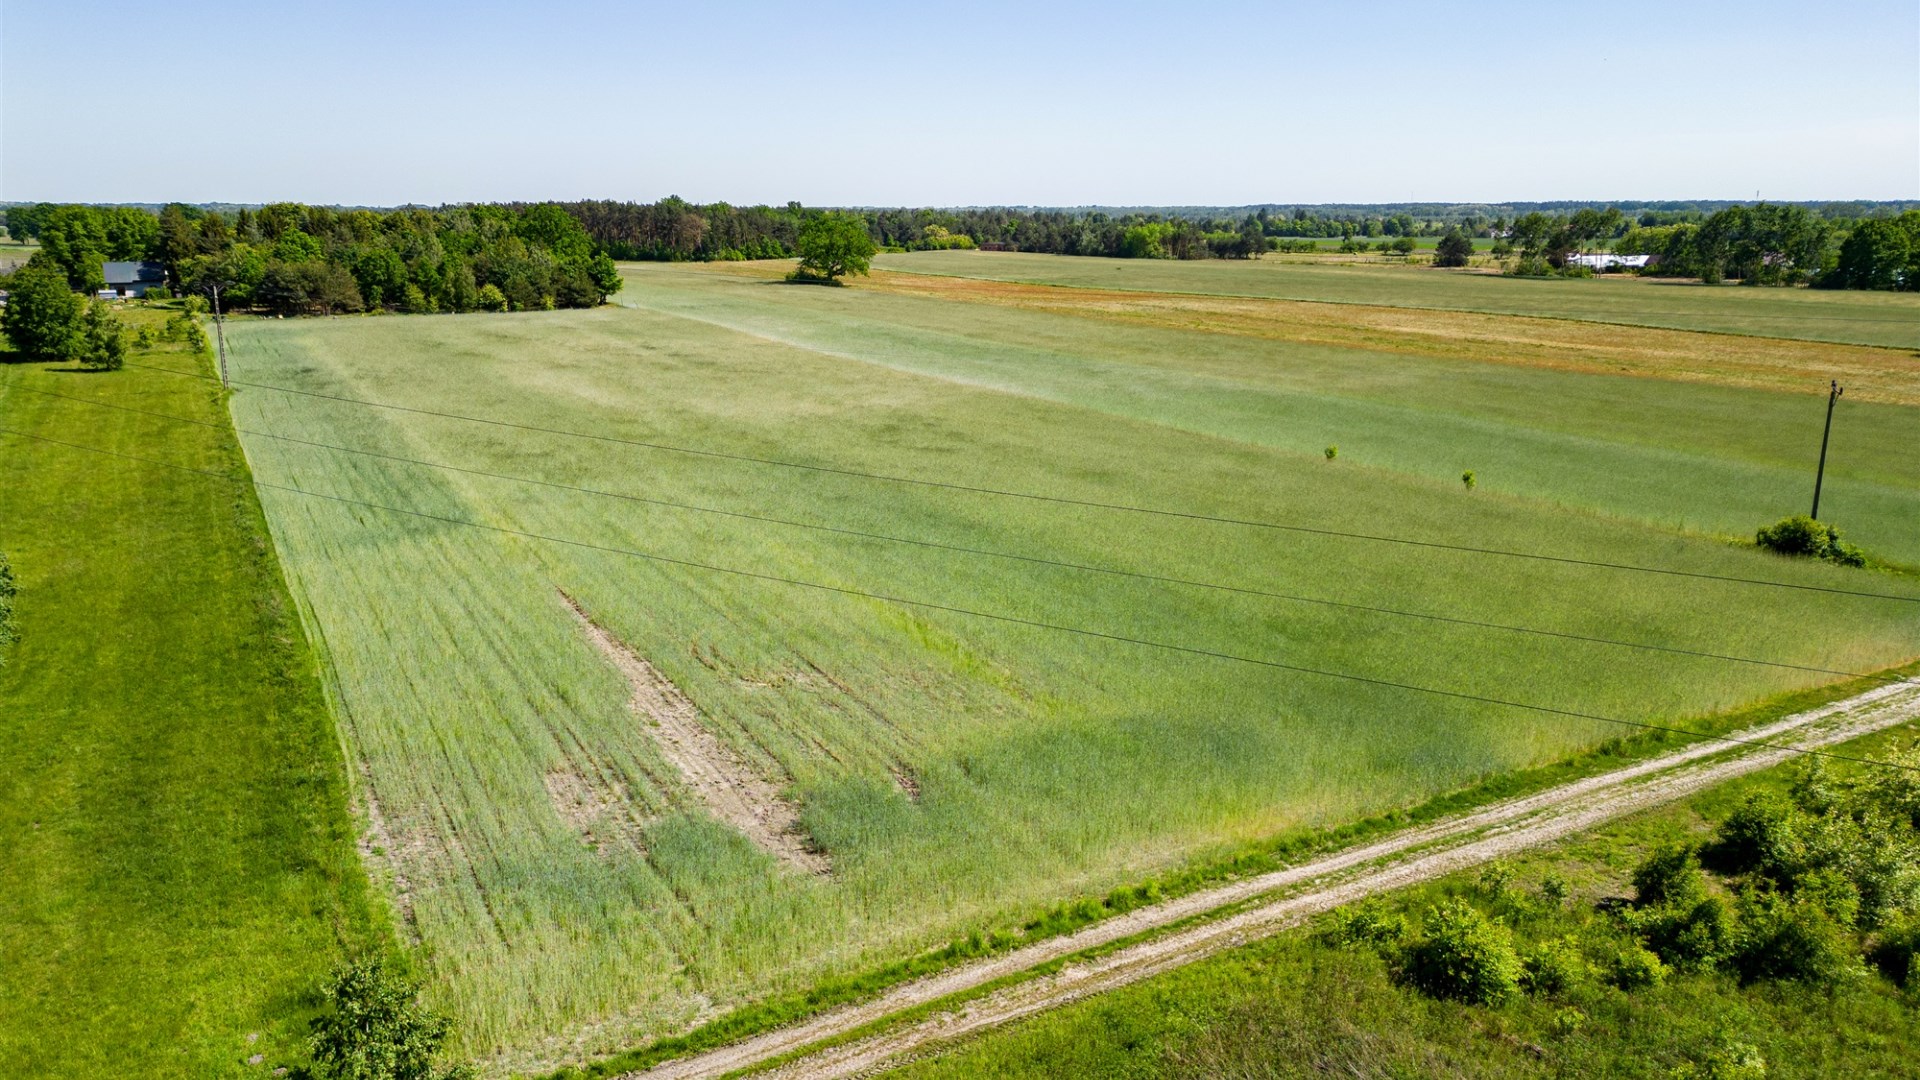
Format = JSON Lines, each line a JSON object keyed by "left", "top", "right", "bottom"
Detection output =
{"left": 624, "top": 677, "right": 1920, "bottom": 1079}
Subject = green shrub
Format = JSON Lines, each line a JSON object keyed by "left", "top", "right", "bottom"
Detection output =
{"left": 1549, "top": 1006, "right": 1587, "bottom": 1037}
{"left": 145, "top": 286, "right": 172, "bottom": 301}
{"left": 1608, "top": 942, "right": 1669, "bottom": 990}
{"left": 1633, "top": 844, "right": 1709, "bottom": 910}
{"left": 1860, "top": 742, "right": 1920, "bottom": 830}
{"left": 309, "top": 956, "right": 472, "bottom": 1080}
{"left": 1323, "top": 445, "right": 1338, "bottom": 460}
{"left": 1538, "top": 873, "right": 1570, "bottom": 909}
{"left": 1402, "top": 899, "right": 1523, "bottom": 1004}
{"left": 1730, "top": 891, "right": 1856, "bottom": 985}
{"left": 1635, "top": 896, "right": 1737, "bottom": 972}
{"left": 1755, "top": 515, "right": 1866, "bottom": 567}
{"left": 1706, "top": 792, "right": 1803, "bottom": 880}
{"left": 0, "top": 552, "right": 16, "bottom": 664}
{"left": 475, "top": 283, "right": 508, "bottom": 312}
{"left": 1461, "top": 470, "right": 1477, "bottom": 490}
{"left": 1672, "top": 1037, "right": 1768, "bottom": 1080}
{"left": 1521, "top": 935, "right": 1585, "bottom": 994}
{"left": 1476, "top": 860, "right": 1516, "bottom": 900}
{"left": 1868, "top": 915, "right": 1920, "bottom": 987}
{"left": 1321, "top": 899, "right": 1406, "bottom": 950}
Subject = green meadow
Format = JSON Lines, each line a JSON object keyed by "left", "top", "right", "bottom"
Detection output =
{"left": 204, "top": 261, "right": 1920, "bottom": 1070}
{"left": 0, "top": 323, "right": 379, "bottom": 1077}
{"left": 872, "top": 249, "right": 1920, "bottom": 348}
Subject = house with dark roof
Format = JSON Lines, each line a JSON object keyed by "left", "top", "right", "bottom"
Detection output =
{"left": 102, "top": 260, "right": 167, "bottom": 298}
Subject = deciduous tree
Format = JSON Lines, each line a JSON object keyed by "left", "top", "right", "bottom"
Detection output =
{"left": 790, "top": 213, "right": 875, "bottom": 283}
{"left": 1, "top": 265, "right": 84, "bottom": 359}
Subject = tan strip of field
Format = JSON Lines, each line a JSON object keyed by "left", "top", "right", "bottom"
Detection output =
{"left": 562, "top": 592, "right": 829, "bottom": 875}
{"left": 859, "top": 269, "right": 1920, "bottom": 406}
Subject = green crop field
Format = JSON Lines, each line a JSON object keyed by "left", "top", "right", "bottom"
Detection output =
{"left": 0, "top": 322, "right": 379, "bottom": 1077}
{"left": 197, "top": 260, "right": 1920, "bottom": 1072}
{"left": 871, "top": 250, "right": 1920, "bottom": 348}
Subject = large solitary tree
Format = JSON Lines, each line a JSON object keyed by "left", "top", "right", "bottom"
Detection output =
{"left": 790, "top": 213, "right": 876, "bottom": 283}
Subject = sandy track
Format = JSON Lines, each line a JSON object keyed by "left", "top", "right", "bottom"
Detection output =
{"left": 629, "top": 678, "right": 1920, "bottom": 1080}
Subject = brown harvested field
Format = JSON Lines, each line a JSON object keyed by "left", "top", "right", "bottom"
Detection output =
{"left": 853, "top": 267, "right": 1920, "bottom": 406}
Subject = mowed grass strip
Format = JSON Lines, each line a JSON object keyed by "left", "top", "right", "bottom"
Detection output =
{"left": 870, "top": 249, "right": 1920, "bottom": 349}
{"left": 217, "top": 292, "right": 1919, "bottom": 1073}
{"left": 0, "top": 322, "right": 380, "bottom": 1078}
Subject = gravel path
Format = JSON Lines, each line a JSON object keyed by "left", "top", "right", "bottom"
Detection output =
{"left": 629, "top": 678, "right": 1920, "bottom": 1080}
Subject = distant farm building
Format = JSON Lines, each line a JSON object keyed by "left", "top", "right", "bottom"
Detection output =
{"left": 102, "top": 260, "right": 167, "bottom": 297}
{"left": 1565, "top": 253, "right": 1651, "bottom": 271}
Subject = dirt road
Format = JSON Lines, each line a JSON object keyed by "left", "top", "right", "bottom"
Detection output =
{"left": 629, "top": 677, "right": 1920, "bottom": 1080}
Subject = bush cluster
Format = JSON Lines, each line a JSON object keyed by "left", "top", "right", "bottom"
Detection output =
{"left": 1755, "top": 515, "right": 1866, "bottom": 566}
{"left": 1318, "top": 748, "right": 1919, "bottom": 1018}
{"left": 308, "top": 956, "right": 471, "bottom": 1080}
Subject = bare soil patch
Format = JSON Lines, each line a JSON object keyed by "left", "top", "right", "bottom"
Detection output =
{"left": 544, "top": 764, "right": 650, "bottom": 856}
{"left": 562, "top": 591, "right": 828, "bottom": 875}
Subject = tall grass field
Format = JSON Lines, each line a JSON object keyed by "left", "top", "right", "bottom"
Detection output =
{"left": 213, "top": 260, "right": 1920, "bottom": 1070}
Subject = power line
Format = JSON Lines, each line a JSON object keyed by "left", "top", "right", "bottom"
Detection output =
{"left": 118, "top": 359, "right": 1920, "bottom": 606}
{"left": 4, "top": 423, "right": 1917, "bottom": 775}
{"left": 15, "top": 383, "right": 1905, "bottom": 686}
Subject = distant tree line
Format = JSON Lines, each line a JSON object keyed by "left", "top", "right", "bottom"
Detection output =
{"left": 9, "top": 198, "right": 1917, "bottom": 291}
{"left": 4, "top": 202, "right": 622, "bottom": 315}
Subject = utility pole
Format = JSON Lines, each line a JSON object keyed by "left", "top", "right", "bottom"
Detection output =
{"left": 1811, "top": 380, "right": 1843, "bottom": 519}
{"left": 210, "top": 283, "right": 230, "bottom": 389}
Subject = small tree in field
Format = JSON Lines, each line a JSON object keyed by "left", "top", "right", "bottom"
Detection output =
{"left": 78, "top": 300, "right": 127, "bottom": 370}
{"left": 1434, "top": 228, "right": 1474, "bottom": 267}
{"left": 789, "top": 213, "right": 876, "bottom": 284}
{"left": 309, "top": 956, "right": 471, "bottom": 1080}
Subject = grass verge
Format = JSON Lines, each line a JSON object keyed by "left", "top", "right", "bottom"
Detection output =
{"left": 0, "top": 311, "right": 382, "bottom": 1078}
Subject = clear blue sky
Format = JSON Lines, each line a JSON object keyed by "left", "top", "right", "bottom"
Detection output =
{"left": 3, "top": 0, "right": 1915, "bottom": 206}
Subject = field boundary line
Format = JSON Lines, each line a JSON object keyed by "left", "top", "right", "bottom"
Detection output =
{"left": 623, "top": 677, "right": 1920, "bottom": 1079}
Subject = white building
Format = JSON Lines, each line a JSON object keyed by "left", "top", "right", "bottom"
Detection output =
{"left": 1565, "top": 253, "right": 1651, "bottom": 271}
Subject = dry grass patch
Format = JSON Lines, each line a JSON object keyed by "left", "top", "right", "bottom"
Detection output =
{"left": 862, "top": 269, "right": 1920, "bottom": 405}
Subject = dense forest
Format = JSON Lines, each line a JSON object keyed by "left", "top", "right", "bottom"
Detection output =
{"left": 4, "top": 202, "right": 622, "bottom": 315}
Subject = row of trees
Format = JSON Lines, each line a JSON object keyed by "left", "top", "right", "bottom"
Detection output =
{"left": 5, "top": 202, "right": 624, "bottom": 315}
{"left": 10, "top": 199, "right": 1914, "bottom": 290}
{"left": 552, "top": 198, "right": 1912, "bottom": 284}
